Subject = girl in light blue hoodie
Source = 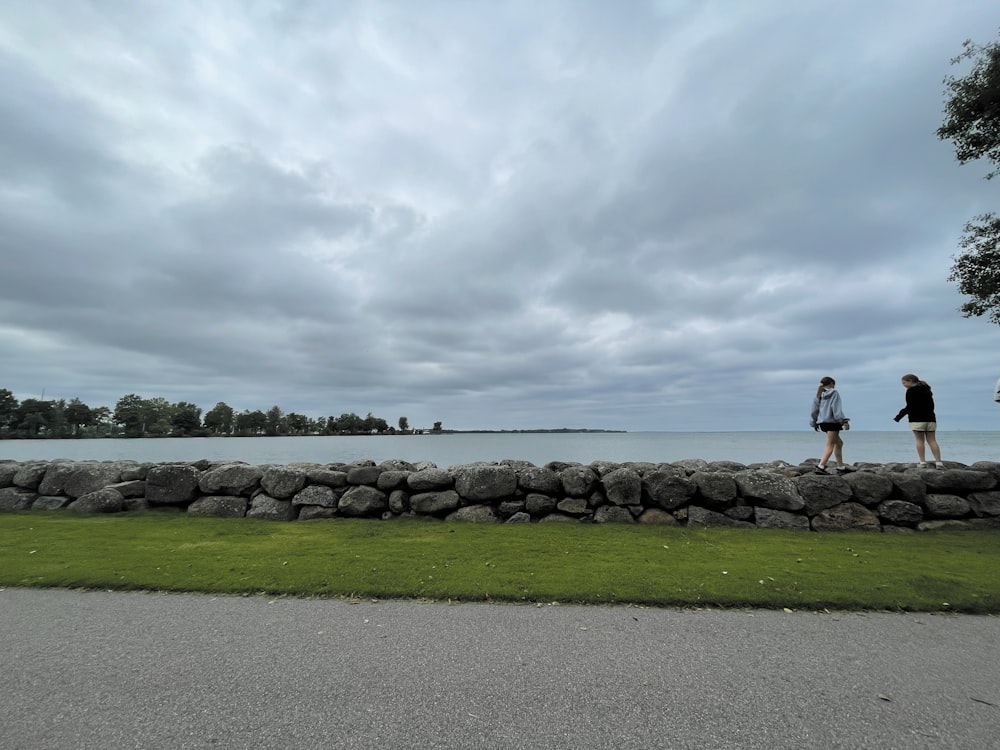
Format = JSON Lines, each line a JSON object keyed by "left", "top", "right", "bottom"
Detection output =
{"left": 810, "top": 376, "right": 850, "bottom": 473}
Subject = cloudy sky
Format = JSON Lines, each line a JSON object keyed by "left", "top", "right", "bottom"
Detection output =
{"left": 2, "top": 1, "right": 998, "bottom": 432}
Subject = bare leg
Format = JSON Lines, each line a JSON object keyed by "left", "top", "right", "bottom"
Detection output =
{"left": 833, "top": 434, "right": 844, "bottom": 467}
{"left": 925, "top": 431, "right": 942, "bottom": 462}
{"left": 912, "top": 431, "right": 927, "bottom": 462}
{"left": 820, "top": 431, "right": 838, "bottom": 467}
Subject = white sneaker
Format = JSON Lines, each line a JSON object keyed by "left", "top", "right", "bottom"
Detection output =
{"left": 917, "top": 462, "right": 928, "bottom": 468}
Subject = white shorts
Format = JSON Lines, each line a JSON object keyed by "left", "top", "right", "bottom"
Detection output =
{"left": 910, "top": 422, "right": 937, "bottom": 432}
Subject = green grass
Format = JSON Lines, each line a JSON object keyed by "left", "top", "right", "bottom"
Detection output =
{"left": 1, "top": 512, "right": 998, "bottom": 612}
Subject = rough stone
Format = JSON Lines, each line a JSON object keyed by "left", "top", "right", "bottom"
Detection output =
{"left": 516, "top": 466, "right": 562, "bottom": 495}
{"left": 260, "top": 466, "right": 307, "bottom": 499}
{"left": 407, "top": 469, "right": 454, "bottom": 492}
{"left": 346, "top": 466, "right": 384, "bottom": 485}
{"left": 338, "top": 485, "right": 388, "bottom": 517}
{"left": 637, "top": 508, "right": 678, "bottom": 525}
{"left": 453, "top": 464, "right": 517, "bottom": 501}
{"left": 376, "top": 470, "right": 411, "bottom": 492}
{"left": 924, "top": 494, "right": 971, "bottom": 519}
{"left": 842, "top": 472, "right": 894, "bottom": 507}
{"left": 559, "top": 465, "right": 597, "bottom": 497}
{"left": 691, "top": 472, "right": 738, "bottom": 510}
{"left": 505, "top": 511, "right": 532, "bottom": 524}
{"left": 891, "top": 473, "right": 927, "bottom": 505}
{"left": 967, "top": 491, "right": 1000, "bottom": 517}
{"left": 146, "top": 464, "right": 200, "bottom": 505}
{"left": 410, "top": 490, "right": 460, "bottom": 516}
{"left": 68, "top": 488, "right": 125, "bottom": 514}
{"left": 602, "top": 467, "right": 642, "bottom": 506}
{"left": 198, "top": 463, "right": 262, "bottom": 496}
{"left": 298, "top": 506, "right": 339, "bottom": 520}
{"left": 923, "top": 469, "right": 996, "bottom": 493}
{"left": 642, "top": 468, "right": 695, "bottom": 510}
{"left": 247, "top": 494, "right": 297, "bottom": 521}
{"left": 32, "top": 495, "right": 70, "bottom": 510}
{"left": 104, "top": 480, "right": 146, "bottom": 499}
{"left": 687, "top": 506, "right": 754, "bottom": 528}
{"left": 876, "top": 500, "right": 924, "bottom": 525}
{"left": 307, "top": 469, "right": 348, "bottom": 489}
{"left": 795, "top": 475, "right": 852, "bottom": 515}
{"left": 13, "top": 462, "right": 48, "bottom": 490}
{"left": 525, "top": 493, "right": 557, "bottom": 516}
{"left": 188, "top": 495, "right": 248, "bottom": 518}
{"left": 292, "top": 485, "right": 338, "bottom": 508}
{"left": 811, "top": 503, "right": 880, "bottom": 532}
{"left": 446, "top": 504, "right": 500, "bottom": 523}
{"left": 0, "top": 487, "right": 38, "bottom": 511}
{"left": 556, "top": 497, "right": 591, "bottom": 516}
{"left": 594, "top": 505, "right": 635, "bottom": 523}
{"left": 739, "top": 472, "right": 805, "bottom": 512}
{"left": 388, "top": 489, "right": 409, "bottom": 514}
{"left": 0, "top": 462, "right": 18, "bottom": 487}
{"left": 755, "top": 507, "right": 809, "bottom": 530}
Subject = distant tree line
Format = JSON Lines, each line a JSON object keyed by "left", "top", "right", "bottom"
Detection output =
{"left": 0, "top": 388, "right": 441, "bottom": 439}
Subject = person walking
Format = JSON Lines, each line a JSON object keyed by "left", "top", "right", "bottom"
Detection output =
{"left": 893, "top": 374, "right": 944, "bottom": 468}
{"left": 810, "top": 376, "right": 850, "bottom": 473}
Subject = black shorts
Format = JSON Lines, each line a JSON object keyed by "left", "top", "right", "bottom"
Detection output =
{"left": 819, "top": 422, "right": 842, "bottom": 432}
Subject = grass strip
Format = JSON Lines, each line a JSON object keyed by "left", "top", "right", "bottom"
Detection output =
{"left": 1, "top": 513, "right": 998, "bottom": 612}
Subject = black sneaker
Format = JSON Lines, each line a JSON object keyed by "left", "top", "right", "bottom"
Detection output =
{"left": 814, "top": 466, "right": 829, "bottom": 475}
{"left": 835, "top": 466, "right": 851, "bottom": 473}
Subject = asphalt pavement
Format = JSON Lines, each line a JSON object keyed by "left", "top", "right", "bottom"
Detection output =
{"left": 1, "top": 588, "right": 998, "bottom": 750}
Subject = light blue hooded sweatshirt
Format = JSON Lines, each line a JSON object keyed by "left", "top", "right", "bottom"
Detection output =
{"left": 811, "top": 388, "right": 848, "bottom": 428}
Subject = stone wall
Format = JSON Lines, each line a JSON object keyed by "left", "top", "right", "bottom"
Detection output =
{"left": 2, "top": 458, "right": 999, "bottom": 532}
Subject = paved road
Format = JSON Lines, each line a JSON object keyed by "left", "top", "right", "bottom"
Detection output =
{"left": 1, "top": 588, "right": 998, "bottom": 749}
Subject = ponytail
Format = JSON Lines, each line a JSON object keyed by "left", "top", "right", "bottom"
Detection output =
{"left": 816, "top": 376, "right": 835, "bottom": 399}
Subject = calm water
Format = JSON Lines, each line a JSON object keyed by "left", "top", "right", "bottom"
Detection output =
{"left": 1, "top": 431, "right": 997, "bottom": 467}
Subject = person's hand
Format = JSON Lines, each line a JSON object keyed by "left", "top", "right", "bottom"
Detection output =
{"left": 893, "top": 415, "right": 901, "bottom": 422}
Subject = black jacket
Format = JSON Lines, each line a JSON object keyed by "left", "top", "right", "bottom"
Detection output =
{"left": 895, "top": 383, "right": 936, "bottom": 423}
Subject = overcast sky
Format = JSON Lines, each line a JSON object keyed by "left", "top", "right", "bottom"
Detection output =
{"left": 1, "top": 1, "right": 998, "bottom": 432}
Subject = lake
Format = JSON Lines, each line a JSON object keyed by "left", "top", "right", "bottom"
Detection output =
{"left": 1, "top": 431, "right": 997, "bottom": 467}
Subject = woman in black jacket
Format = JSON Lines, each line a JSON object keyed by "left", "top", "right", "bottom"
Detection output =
{"left": 893, "top": 374, "right": 944, "bottom": 468}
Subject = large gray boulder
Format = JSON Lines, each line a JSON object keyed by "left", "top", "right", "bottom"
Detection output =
{"left": 0, "top": 462, "right": 18, "bottom": 487}
{"left": 407, "top": 469, "right": 454, "bottom": 492}
{"left": 755, "top": 507, "right": 809, "bottom": 530}
{"left": 642, "top": 468, "right": 695, "bottom": 510}
{"left": 923, "top": 469, "right": 996, "bottom": 493}
{"left": 876, "top": 500, "right": 923, "bottom": 525}
{"left": 842, "top": 472, "right": 893, "bottom": 507}
{"left": 967, "top": 491, "right": 1000, "bottom": 517}
{"left": 346, "top": 466, "right": 383, "bottom": 485}
{"left": 517, "top": 467, "right": 562, "bottom": 495}
{"left": 637, "top": 508, "right": 678, "bottom": 525}
{"left": 454, "top": 464, "right": 517, "bottom": 501}
{"left": 0, "top": 487, "right": 37, "bottom": 511}
{"left": 691, "top": 472, "right": 738, "bottom": 511}
{"left": 602, "top": 468, "right": 641, "bottom": 506}
{"left": 687, "top": 506, "right": 754, "bottom": 528}
{"left": 261, "top": 466, "right": 307, "bottom": 499}
{"left": 146, "top": 464, "right": 200, "bottom": 505}
{"left": 811, "top": 503, "right": 880, "bottom": 531}
{"left": 890, "top": 474, "right": 927, "bottom": 505}
{"left": 338, "top": 486, "right": 388, "bottom": 517}
{"left": 795, "top": 475, "right": 851, "bottom": 515}
{"left": 924, "top": 494, "right": 971, "bottom": 519}
{"left": 247, "top": 494, "right": 297, "bottom": 521}
{"left": 33, "top": 496, "right": 70, "bottom": 510}
{"left": 198, "top": 463, "right": 262, "bottom": 496}
{"left": 376, "top": 471, "right": 411, "bottom": 492}
{"left": 594, "top": 505, "right": 636, "bottom": 523}
{"left": 307, "top": 469, "right": 348, "bottom": 489}
{"left": 292, "top": 485, "right": 339, "bottom": 508}
{"left": 410, "top": 490, "right": 460, "bottom": 515}
{"left": 559, "top": 466, "right": 596, "bottom": 497}
{"left": 446, "top": 504, "right": 500, "bottom": 523}
{"left": 525, "top": 493, "right": 557, "bottom": 516}
{"left": 13, "top": 462, "right": 48, "bottom": 490}
{"left": 68, "top": 488, "right": 124, "bottom": 514}
{"left": 188, "top": 496, "right": 248, "bottom": 518}
{"left": 739, "top": 471, "right": 804, "bottom": 512}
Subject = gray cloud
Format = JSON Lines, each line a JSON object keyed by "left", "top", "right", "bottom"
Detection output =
{"left": 1, "top": 1, "right": 998, "bottom": 431}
